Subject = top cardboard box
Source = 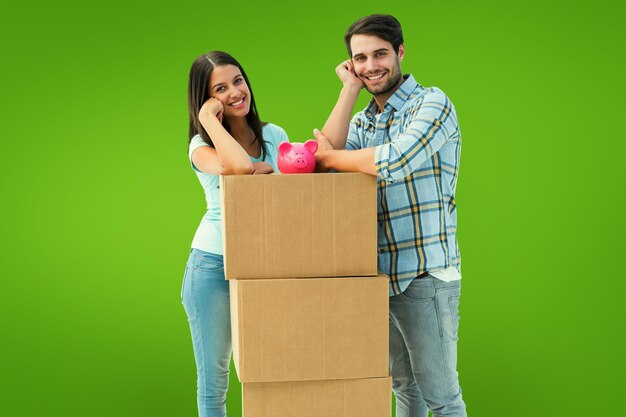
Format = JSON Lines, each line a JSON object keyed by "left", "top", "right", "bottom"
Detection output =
{"left": 220, "top": 173, "right": 378, "bottom": 280}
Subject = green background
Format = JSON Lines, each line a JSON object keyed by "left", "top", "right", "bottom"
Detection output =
{"left": 1, "top": 0, "right": 624, "bottom": 416}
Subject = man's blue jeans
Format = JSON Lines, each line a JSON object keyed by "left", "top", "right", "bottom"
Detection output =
{"left": 389, "top": 276, "right": 467, "bottom": 417}
{"left": 181, "top": 249, "right": 231, "bottom": 417}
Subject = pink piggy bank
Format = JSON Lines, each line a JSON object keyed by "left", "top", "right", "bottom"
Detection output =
{"left": 277, "top": 140, "right": 318, "bottom": 174}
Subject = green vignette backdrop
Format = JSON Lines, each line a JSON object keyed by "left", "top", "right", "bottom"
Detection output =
{"left": 1, "top": 0, "right": 624, "bottom": 416}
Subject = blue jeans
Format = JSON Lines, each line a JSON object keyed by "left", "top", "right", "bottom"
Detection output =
{"left": 181, "top": 249, "right": 231, "bottom": 417}
{"left": 389, "top": 276, "right": 467, "bottom": 417}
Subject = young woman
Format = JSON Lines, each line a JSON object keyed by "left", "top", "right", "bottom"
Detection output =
{"left": 182, "top": 51, "right": 288, "bottom": 417}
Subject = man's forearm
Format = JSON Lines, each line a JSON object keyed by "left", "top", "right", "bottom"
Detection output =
{"left": 319, "top": 147, "right": 376, "bottom": 176}
{"left": 321, "top": 85, "right": 361, "bottom": 149}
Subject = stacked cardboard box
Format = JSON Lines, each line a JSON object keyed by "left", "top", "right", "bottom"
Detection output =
{"left": 221, "top": 173, "right": 390, "bottom": 417}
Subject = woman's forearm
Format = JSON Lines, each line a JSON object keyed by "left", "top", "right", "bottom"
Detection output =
{"left": 200, "top": 114, "right": 253, "bottom": 174}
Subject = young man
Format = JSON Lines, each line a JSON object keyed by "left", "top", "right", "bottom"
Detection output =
{"left": 314, "top": 14, "right": 467, "bottom": 417}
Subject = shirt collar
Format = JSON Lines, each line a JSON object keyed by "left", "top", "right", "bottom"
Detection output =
{"left": 364, "top": 74, "right": 421, "bottom": 119}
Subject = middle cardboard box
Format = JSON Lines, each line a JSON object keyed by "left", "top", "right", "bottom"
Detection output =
{"left": 230, "top": 275, "right": 389, "bottom": 383}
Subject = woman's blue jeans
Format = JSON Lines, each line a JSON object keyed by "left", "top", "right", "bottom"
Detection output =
{"left": 182, "top": 249, "right": 231, "bottom": 417}
{"left": 389, "top": 276, "right": 467, "bottom": 417}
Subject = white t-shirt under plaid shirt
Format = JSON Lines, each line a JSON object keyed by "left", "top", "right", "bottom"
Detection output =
{"left": 346, "top": 74, "right": 462, "bottom": 296}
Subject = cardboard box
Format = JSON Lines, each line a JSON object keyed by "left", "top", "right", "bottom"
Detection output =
{"left": 230, "top": 275, "right": 389, "bottom": 383}
{"left": 242, "top": 377, "right": 391, "bottom": 417}
{"left": 220, "top": 173, "right": 378, "bottom": 280}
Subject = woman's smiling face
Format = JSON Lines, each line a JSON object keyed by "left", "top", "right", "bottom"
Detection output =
{"left": 208, "top": 64, "right": 251, "bottom": 118}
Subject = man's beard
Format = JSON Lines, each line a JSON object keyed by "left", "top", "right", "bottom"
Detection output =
{"left": 364, "top": 63, "right": 402, "bottom": 96}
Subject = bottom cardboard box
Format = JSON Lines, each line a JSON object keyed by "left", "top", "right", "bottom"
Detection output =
{"left": 242, "top": 377, "right": 391, "bottom": 417}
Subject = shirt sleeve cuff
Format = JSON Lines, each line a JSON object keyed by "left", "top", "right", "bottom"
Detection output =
{"left": 188, "top": 138, "right": 209, "bottom": 173}
{"left": 374, "top": 144, "right": 394, "bottom": 183}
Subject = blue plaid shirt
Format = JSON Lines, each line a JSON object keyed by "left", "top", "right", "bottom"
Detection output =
{"left": 346, "top": 74, "right": 462, "bottom": 296}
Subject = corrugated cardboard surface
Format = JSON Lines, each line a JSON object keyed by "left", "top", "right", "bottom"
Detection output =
{"left": 230, "top": 275, "right": 389, "bottom": 383}
{"left": 220, "top": 173, "right": 377, "bottom": 280}
{"left": 242, "top": 377, "right": 391, "bottom": 417}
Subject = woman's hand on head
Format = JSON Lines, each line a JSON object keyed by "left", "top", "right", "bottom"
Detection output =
{"left": 199, "top": 97, "right": 224, "bottom": 124}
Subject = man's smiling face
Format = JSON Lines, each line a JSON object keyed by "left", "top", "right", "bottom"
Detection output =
{"left": 350, "top": 34, "right": 404, "bottom": 97}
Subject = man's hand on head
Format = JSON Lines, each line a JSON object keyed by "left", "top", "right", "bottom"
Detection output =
{"left": 336, "top": 60, "right": 364, "bottom": 91}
